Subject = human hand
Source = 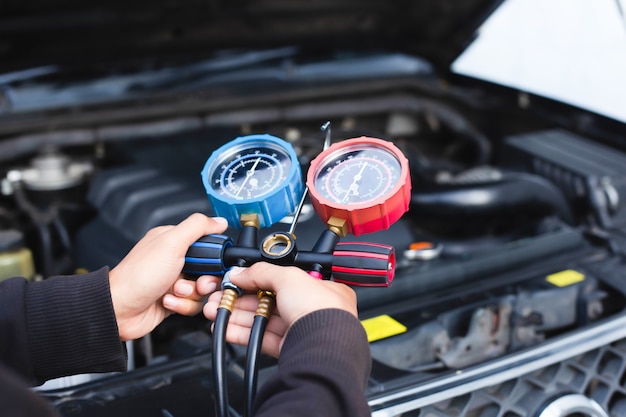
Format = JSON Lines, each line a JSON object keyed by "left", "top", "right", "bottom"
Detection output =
{"left": 109, "top": 213, "right": 228, "bottom": 341}
{"left": 203, "top": 262, "right": 358, "bottom": 357}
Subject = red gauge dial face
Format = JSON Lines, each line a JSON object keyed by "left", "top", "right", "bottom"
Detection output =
{"left": 307, "top": 137, "right": 411, "bottom": 236}
{"left": 313, "top": 145, "right": 402, "bottom": 206}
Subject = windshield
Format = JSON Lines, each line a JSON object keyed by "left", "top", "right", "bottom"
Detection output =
{"left": 452, "top": 0, "right": 626, "bottom": 124}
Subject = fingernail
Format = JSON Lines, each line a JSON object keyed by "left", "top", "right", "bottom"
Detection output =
{"left": 178, "top": 282, "right": 193, "bottom": 296}
{"left": 163, "top": 294, "right": 179, "bottom": 309}
{"left": 203, "top": 281, "right": 217, "bottom": 294}
{"left": 213, "top": 217, "right": 228, "bottom": 226}
{"left": 228, "top": 266, "right": 244, "bottom": 276}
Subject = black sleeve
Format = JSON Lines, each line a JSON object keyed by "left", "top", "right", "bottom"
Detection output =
{"left": 0, "top": 267, "right": 127, "bottom": 385}
{"left": 253, "top": 308, "right": 372, "bottom": 417}
{"left": 0, "top": 363, "right": 60, "bottom": 417}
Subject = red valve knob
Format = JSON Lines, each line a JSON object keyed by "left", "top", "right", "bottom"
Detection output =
{"left": 331, "top": 242, "right": 395, "bottom": 287}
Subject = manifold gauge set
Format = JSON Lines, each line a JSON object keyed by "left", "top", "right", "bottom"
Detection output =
{"left": 183, "top": 126, "right": 411, "bottom": 417}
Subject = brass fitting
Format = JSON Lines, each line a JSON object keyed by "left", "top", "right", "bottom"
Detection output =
{"left": 240, "top": 213, "right": 260, "bottom": 229}
{"left": 261, "top": 233, "right": 293, "bottom": 258}
{"left": 327, "top": 216, "right": 348, "bottom": 237}
{"left": 219, "top": 288, "right": 239, "bottom": 313}
{"left": 255, "top": 290, "right": 276, "bottom": 319}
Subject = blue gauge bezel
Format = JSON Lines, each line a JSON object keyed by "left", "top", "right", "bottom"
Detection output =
{"left": 201, "top": 134, "right": 304, "bottom": 228}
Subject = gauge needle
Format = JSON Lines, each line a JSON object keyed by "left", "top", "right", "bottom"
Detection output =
{"left": 342, "top": 162, "right": 367, "bottom": 203}
{"left": 235, "top": 157, "right": 261, "bottom": 197}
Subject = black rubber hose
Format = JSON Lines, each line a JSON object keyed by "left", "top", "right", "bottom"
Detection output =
{"left": 212, "top": 307, "right": 231, "bottom": 417}
{"left": 409, "top": 172, "right": 574, "bottom": 224}
{"left": 12, "top": 186, "right": 57, "bottom": 277}
{"left": 244, "top": 315, "right": 269, "bottom": 417}
{"left": 425, "top": 100, "right": 492, "bottom": 166}
{"left": 53, "top": 216, "right": 72, "bottom": 253}
{"left": 355, "top": 225, "right": 586, "bottom": 310}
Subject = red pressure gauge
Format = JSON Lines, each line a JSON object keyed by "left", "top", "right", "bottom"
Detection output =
{"left": 306, "top": 137, "right": 411, "bottom": 236}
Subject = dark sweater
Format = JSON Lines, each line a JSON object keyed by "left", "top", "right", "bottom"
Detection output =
{"left": 0, "top": 268, "right": 126, "bottom": 417}
{"left": 0, "top": 271, "right": 372, "bottom": 416}
{"left": 254, "top": 308, "right": 372, "bottom": 416}
{"left": 0, "top": 268, "right": 127, "bottom": 385}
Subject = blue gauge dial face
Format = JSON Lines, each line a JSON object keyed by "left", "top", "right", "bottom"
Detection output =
{"left": 209, "top": 142, "right": 292, "bottom": 201}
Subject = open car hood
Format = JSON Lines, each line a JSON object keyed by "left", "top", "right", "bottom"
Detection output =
{"left": 0, "top": 0, "right": 499, "bottom": 73}
{"left": 2, "top": 0, "right": 626, "bottom": 131}
{"left": 451, "top": 0, "right": 626, "bottom": 124}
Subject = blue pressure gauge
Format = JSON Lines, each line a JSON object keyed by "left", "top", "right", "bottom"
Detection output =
{"left": 201, "top": 134, "right": 304, "bottom": 228}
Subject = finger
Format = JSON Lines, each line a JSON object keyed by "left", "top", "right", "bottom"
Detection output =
{"left": 235, "top": 294, "right": 269, "bottom": 312}
{"left": 173, "top": 278, "right": 205, "bottom": 300}
{"left": 204, "top": 295, "right": 259, "bottom": 322}
{"left": 218, "top": 322, "right": 283, "bottom": 358}
{"left": 163, "top": 294, "right": 204, "bottom": 316}
{"left": 229, "top": 306, "right": 256, "bottom": 328}
{"left": 196, "top": 275, "right": 221, "bottom": 296}
{"left": 210, "top": 296, "right": 258, "bottom": 324}
{"left": 206, "top": 292, "right": 266, "bottom": 313}
{"left": 204, "top": 294, "right": 287, "bottom": 359}
{"left": 203, "top": 295, "right": 287, "bottom": 339}
{"left": 207, "top": 290, "right": 223, "bottom": 304}
{"left": 266, "top": 313, "right": 288, "bottom": 337}
{"left": 167, "top": 214, "right": 229, "bottom": 252}
{"left": 228, "top": 263, "right": 299, "bottom": 293}
{"left": 259, "top": 329, "right": 283, "bottom": 358}
{"left": 220, "top": 322, "right": 255, "bottom": 348}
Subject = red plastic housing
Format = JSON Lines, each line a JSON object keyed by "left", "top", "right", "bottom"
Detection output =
{"left": 307, "top": 137, "right": 411, "bottom": 236}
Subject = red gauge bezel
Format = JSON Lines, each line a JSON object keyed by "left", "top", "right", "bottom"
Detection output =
{"left": 306, "top": 136, "right": 411, "bottom": 236}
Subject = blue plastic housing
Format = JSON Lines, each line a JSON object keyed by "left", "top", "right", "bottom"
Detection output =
{"left": 201, "top": 134, "right": 304, "bottom": 229}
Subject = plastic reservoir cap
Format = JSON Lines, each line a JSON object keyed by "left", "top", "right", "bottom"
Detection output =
{"left": 0, "top": 229, "right": 35, "bottom": 281}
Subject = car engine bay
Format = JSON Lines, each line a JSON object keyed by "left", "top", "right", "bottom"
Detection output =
{"left": 3, "top": 1, "right": 626, "bottom": 412}
{"left": 2, "top": 67, "right": 626, "bottom": 416}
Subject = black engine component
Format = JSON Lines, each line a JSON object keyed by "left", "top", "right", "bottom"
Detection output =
{"left": 370, "top": 274, "right": 608, "bottom": 371}
{"left": 408, "top": 171, "right": 574, "bottom": 231}
{"left": 503, "top": 129, "right": 626, "bottom": 229}
{"left": 75, "top": 165, "right": 211, "bottom": 270}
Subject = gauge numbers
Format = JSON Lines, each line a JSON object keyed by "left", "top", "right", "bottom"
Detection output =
{"left": 210, "top": 143, "right": 292, "bottom": 201}
{"left": 314, "top": 145, "right": 402, "bottom": 206}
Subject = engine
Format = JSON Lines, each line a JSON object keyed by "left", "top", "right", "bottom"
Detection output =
{"left": 2, "top": 80, "right": 626, "bottom": 417}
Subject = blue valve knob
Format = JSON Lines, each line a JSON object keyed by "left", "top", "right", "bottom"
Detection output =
{"left": 184, "top": 234, "right": 233, "bottom": 276}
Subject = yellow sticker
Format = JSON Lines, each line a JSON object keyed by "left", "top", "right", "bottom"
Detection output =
{"left": 361, "top": 314, "right": 407, "bottom": 343}
{"left": 546, "top": 269, "right": 586, "bottom": 287}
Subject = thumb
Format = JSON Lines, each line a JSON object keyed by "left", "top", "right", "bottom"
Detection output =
{"left": 169, "top": 214, "right": 229, "bottom": 249}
